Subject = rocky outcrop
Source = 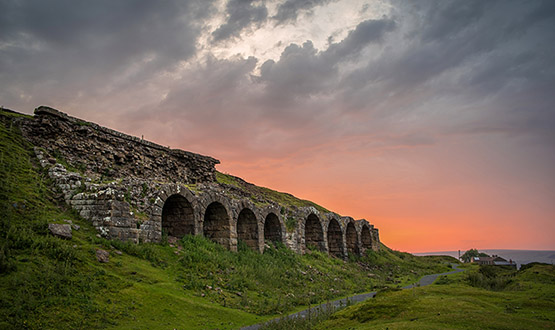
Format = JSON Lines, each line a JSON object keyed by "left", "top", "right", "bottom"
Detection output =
{"left": 48, "top": 223, "right": 72, "bottom": 239}
{"left": 95, "top": 249, "right": 110, "bottom": 263}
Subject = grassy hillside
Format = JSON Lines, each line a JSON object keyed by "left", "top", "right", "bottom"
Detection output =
{"left": 1, "top": 109, "right": 454, "bottom": 329}
{"left": 311, "top": 263, "right": 555, "bottom": 329}
{"left": 215, "top": 171, "right": 330, "bottom": 214}
{"left": 0, "top": 111, "right": 260, "bottom": 329}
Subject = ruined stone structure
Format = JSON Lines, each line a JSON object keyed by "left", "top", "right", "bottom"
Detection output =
{"left": 18, "top": 106, "right": 380, "bottom": 257}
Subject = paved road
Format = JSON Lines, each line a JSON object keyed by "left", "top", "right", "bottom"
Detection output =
{"left": 240, "top": 264, "right": 464, "bottom": 330}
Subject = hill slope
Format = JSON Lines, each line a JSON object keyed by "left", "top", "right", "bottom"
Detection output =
{"left": 312, "top": 263, "right": 555, "bottom": 329}
{"left": 1, "top": 109, "right": 454, "bottom": 329}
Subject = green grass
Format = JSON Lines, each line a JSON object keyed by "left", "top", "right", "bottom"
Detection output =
{"left": 1, "top": 114, "right": 120, "bottom": 328}
{"left": 172, "top": 238, "right": 451, "bottom": 316}
{"left": 215, "top": 171, "right": 330, "bottom": 213}
{"left": 0, "top": 107, "right": 32, "bottom": 119}
{"left": 0, "top": 112, "right": 261, "bottom": 329}
{"left": 311, "top": 264, "right": 555, "bottom": 329}
{"left": 0, "top": 110, "right": 456, "bottom": 329}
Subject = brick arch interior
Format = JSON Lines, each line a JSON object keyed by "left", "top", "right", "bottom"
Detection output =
{"left": 161, "top": 194, "right": 195, "bottom": 238}
{"left": 361, "top": 225, "right": 372, "bottom": 251}
{"left": 237, "top": 208, "right": 259, "bottom": 250}
{"left": 327, "top": 218, "right": 343, "bottom": 258}
{"left": 346, "top": 222, "right": 359, "bottom": 256}
{"left": 305, "top": 214, "right": 325, "bottom": 252}
{"left": 264, "top": 212, "right": 282, "bottom": 245}
{"left": 203, "top": 202, "right": 231, "bottom": 248}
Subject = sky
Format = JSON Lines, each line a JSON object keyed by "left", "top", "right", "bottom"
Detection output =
{"left": 1, "top": 0, "right": 554, "bottom": 252}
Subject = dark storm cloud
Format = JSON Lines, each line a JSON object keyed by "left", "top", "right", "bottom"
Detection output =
{"left": 130, "top": 16, "right": 399, "bottom": 157}
{"left": 259, "top": 18, "right": 395, "bottom": 103}
{"left": 161, "top": 55, "right": 258, "bottom": 119}
{"left": 324, "top": 18, "right": 395, "bottom": 60}
{"left": 212, "top": 0, "right": 268, "bottom": 42}
{"left": 0, "top": 0, "right": 214, "bottom": 108}
{"left": 416, "top": 0, "right": 488, "bottom": 43}
{"left": 1, "top": 0, "right": 553, "bottom": 152}
{"left": 179, "top": 0, "right": 554, "bottom": 156}
{"left": 259, "top": 41, "right": 335, "bottom": 99}
{"left": 0, "top": 0, "right": 209, "bottom": 68}
{"left": 272, "top": 0, "right": 333, "bottom": 25}
{"left": 386, "top": 0, "right": 551, "bottom": 93}
{"left": 339, "top": 0, "right": 555, "bottom": 134}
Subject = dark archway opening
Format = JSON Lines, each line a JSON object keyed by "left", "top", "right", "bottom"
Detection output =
{"left": 361, "top": 226, "right": 372, "bottom": 252}
{"left": 304, "top": 214, "right": 325, "bottom": 252}
{"left": 264, "top": 213, "right": 282, "bottom": 246}
{"left": 327, "top": 219, "right": 343, "bottom": 258}
{"left": 237, "top": 208, "right": 259, "bottom": 250}
{"left": 346, "top": 222, "right": 359, "bottom": 256}
{"left": 161, "top": 194, "right": 194, "bottom": 238}
{"left": 203, "top": 202, "right": 231, "bottom": 248}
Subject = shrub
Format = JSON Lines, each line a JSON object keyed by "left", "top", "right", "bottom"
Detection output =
{"left": 467, "top": 265, "right": 515, "bottom": 291}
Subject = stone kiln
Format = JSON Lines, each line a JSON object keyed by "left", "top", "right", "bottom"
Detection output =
{"left": 17, "top": 106, "right": 380, "bottom": 256}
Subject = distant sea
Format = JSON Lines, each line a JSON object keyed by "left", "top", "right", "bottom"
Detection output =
{"left": 413, "top": 249, "right": 555, "bottom": 268}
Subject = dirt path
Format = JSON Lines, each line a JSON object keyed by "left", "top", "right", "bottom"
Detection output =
{"left": 240, "top": 264, "right": 464, "bottom": 330}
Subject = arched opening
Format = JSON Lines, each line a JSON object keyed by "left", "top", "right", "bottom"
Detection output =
{"left": 203, "top": 202, "right": 231, "bottom": 248}
{"left": 161, "top": 194, "right": 194, "bottom": 238}
{"left": 327, "top": 219, "right": 343, "bottom": 258}
{"left": 346, "top": 222, "right": 359, "bottom": 256}
{"left": 237, "top": 208, "right": 259, "bottom": 250}
{"left": 304, "top": 214, "right": 325, "bottom": 252}
{"left": 264, "top": 213, "right": 282, "bottom": 245}
{"left": 361, "top": 225, "right": 372, "bottom": 252}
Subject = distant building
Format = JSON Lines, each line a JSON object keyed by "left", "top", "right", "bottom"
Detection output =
{"left": 471, "top": 255, "right": 516, "bottom": 267}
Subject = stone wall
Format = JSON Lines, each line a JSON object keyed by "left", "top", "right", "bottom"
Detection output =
{"left": 20, "top": 106, "right": 219, "bottom": 184}
{"left": 15, "top": 106, "right": 381, "bottom": 256}
{"left": 35, "top": 147, "right": 140, "bottom": 241}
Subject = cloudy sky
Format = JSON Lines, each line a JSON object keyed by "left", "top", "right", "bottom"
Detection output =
{"left": 2, "top": 0, "right": 554, "bottom": 252}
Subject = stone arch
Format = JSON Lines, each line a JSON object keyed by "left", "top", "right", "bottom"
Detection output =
{"left": 361, "top": 224, "right": 373, "bottom": 252}
{"left": 346, "top": 221, "right": 360, "bottom": 256}
{"left": 327, "top": 218, "right": 343, "bottom": 258}
{"left": 161, "top": 194, "right": 195, "bottom": 238}
{"left": 304, "top": 213, "right": 325, "bottom": 252}
{"left": 145, "top": 184, "right": 198, "bottom": 243}
{"left": 203, "top": 201, "right": 232, "bottom": 249}
{"left": 237, "top": 208, "right": 259, "bottom": 250}
{"left": 264, "top": 212, "right": 282, "bottom": 246}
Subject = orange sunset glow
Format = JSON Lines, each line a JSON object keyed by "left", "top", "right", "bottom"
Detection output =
{"left": 2, "top": 0, "right": 554, "bottom": 252}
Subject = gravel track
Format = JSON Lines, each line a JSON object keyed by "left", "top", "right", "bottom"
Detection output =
{"left": 241, "top": 263, "right": 464, "bottom": 330}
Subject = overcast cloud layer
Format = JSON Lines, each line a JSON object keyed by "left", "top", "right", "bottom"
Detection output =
{"left": 1, "top": 0, "right": 554, "bottom": 251}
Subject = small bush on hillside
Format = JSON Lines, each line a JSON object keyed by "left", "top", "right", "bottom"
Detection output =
{"left": 467, "top": 265, "right": 515, "bottom": 291}
{"left": 435, "top": 275, "right": 451, "bottom": 285}
{"left": 519, "top": 262, "right": 550, "bottom": 271}
{"left": 105, "top": 238, "right": 167, "bottom": 267}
